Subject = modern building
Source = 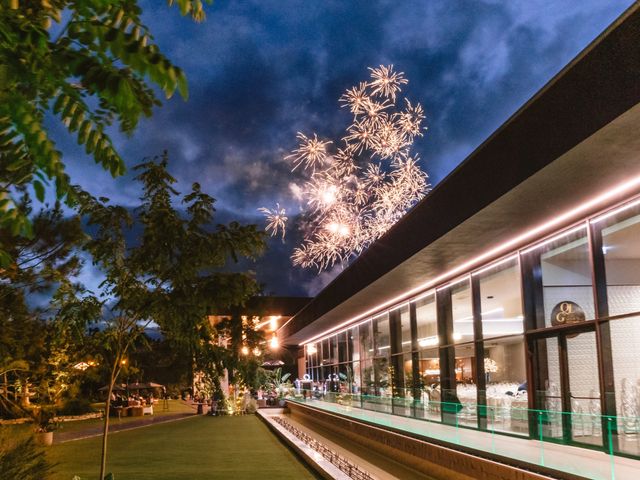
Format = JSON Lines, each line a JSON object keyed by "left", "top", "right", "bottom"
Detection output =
{"left": 276, "top": 4, "right": 640, "bottom": 478}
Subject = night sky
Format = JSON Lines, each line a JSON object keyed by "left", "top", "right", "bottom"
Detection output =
{"left": 55, "top": 0, "right": 634, "bottom": 297}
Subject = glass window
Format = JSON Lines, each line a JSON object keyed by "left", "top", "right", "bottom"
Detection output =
{"left": 306, "top": 343, "right": 318, "bottom": 369}
{"left": 452, "top": 279, "right": 473, "bottom": 343}
{"left": 533, "top": 337, "right": 563, "bottom": 440}
{"left": 361, "top": 360, "right": 375, "bottom": 396}
{"left": 329, "top": 335, "right": 338, "bottom": 364}
{"left": 415, "top": 293, "right": 438, "bottom": 349}
{"left": 600, "top": 204, "right": 640, "bottom": 317}
{"left": 374, "top": 356, "right": 391, "bottom": 397}
{"left": 483, "top": 335, "right": 528, "bottom": 435}
{"left": 391, "top": 353, "right": 413, "bottom": 396}
{"left": 418, "top": 348, "right": 441, "bottom": 422}
{"left": 348, "top": 326, "right": 360, "bottom": 362}
{"left": 478, "top": 258, "right": 524, "bottom": 339}
{"left": 609, "top": 317, "right": 640, "bottom": 456}
{"left": 399, "top": 305, "right": 412, "bottom": 353}
{"left": 321, "top": 338, "right": 331, "bottom": 365}
{"left": 351, "top": 361, "right": 361, "bottom": 394}
{"left": 373, "top": 313, "right": 391, "bottom": 356}
{"left": 359, "top": 321, "right": 373, "bottom": 359}
{"left": 337, "top": 332, "right": 348, "bottom": 363}
{"left": 392, "top": 353, "right": 414, "bottom": 416}
{"left": 454, "top": 342, "right": 477, "bottom": 427}
{"left": 538, "top": 226, "right": 595, "bottom": 326}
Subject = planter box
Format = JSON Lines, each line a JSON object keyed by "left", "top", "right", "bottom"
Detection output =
{"left": 35, "top": 431, "right": 53, "bottom": 447}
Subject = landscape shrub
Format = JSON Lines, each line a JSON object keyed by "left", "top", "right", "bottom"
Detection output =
{"left": 58, "top": 398, "right": 95, "bottom": 416}
{"left": 0, "top": 430, "right": 52, "bottom": 479}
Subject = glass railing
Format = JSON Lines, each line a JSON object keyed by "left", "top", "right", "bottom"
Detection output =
{"left": 285, "top": 388, "right": 639, "bottom": 480}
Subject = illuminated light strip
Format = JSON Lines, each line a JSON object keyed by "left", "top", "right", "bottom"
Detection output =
{"left": 436, "top": 275, "right": 471, "bottom": 291}
{"left": 298, "top": 173, "right": 640, "bottom": 346}
{"left": 590, "top": 196, "right": 640, "bottom": 224}
{"left": 520, "top": 224, "right": 587, "bottom": 255}
{"left": 413, "top": 289, "right": 436, "bottom": 303}
{"left": 471, "top": 254, "right": 519, "bottom": 276}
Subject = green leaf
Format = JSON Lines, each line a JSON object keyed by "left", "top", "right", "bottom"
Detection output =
{"left": 33, "top": 180, "right": 45, "bottom": 202}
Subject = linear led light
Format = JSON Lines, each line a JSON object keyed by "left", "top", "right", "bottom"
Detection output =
{"left": 471, "top": 254, "right": 519, "bottom": 276}
{"left": 590, "top": 196, "right": 640, "bottom": 224}
{"left": 520, "top": 224, "right": 587, "bottom": 255}
{"left": 436, "top": 275, "right": 471, "bottom": 292}
{"left": 298, "top": 172, "right": 640, "bottom": 346}
{"left": 413, "top": 290, "right": 436, "bottom": 303}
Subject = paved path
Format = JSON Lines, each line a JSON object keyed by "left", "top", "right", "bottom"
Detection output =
{"left": 54, "top": 412, "right": 197, "bottom": 444}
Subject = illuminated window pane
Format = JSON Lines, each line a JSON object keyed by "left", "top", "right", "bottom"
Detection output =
{"left": 478, "top": 258, "right": 524, "bottom": 339}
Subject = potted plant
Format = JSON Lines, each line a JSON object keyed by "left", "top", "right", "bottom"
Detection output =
{"left": 270, "top": 368, "right": 292, "bottom": 407}
{"left": 33, "top": 407, "right": 58, "bottom": 446}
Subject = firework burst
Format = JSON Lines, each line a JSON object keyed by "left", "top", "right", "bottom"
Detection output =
{"left": 287, "top": 133, "right": 332, "bottom": 172}
{"left": 261, "top": 65, "right": 430, "bottom": 271}
{"left": 258, "top": 204, "right": 288, "bottom": 240}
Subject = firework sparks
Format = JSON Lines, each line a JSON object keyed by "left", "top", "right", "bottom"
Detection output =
{"left": 287, "top": 133, "right": 332, "bottom": 172}
{"left": 368, "top": 65, "right": 408, "bottom": 102}
{"left": 261, "top": 65, "right": 430, "bottom": 271}
{"left": 258, "top": 204, "right": 288, "bottom": 240}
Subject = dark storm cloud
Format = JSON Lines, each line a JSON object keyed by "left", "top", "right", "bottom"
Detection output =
{"left": 60, "top": 0, "right": 634, "bottom": 295}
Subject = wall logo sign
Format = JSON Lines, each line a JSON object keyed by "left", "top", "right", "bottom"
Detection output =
{"left": 550, "top": 301, "right": 586, "bottom": 327}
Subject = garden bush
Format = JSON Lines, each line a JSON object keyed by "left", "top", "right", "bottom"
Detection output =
{"left": 58, "top": 398, "right": 95, "bottom": 416}
{"left": 0, "top": 430, "right": 52, "bottom": 479}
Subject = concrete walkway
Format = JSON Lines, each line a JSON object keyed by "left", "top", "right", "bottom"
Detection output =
{"left": 260, "top": 409, "right": 433, "bottom": 480}
{"left": 291, "top": 399, "right": 640, "bottom": 480}
{"left": 54, "top": 412, "right": 197, "bottom": 444}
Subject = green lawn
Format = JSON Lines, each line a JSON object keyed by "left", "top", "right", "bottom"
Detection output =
{"left": 48, "top": 415, "right": 317, "bottom": 480}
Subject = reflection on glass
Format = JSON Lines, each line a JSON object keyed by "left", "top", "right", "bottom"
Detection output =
{"left": 373, "top": 313, "right": 390, "bottom": 356}
{"left": 538, "top": 226, "right": 594, "bottom": 326}
{"left": 348, "top": 326, "right": 360, "bottom": 362}
{"left": 337, "top": 331, "right": 348, "bottom": 363}
{"left": 306, "top": 343, "right": 318, "bottom": 369}
{"left": 601, "top": 204, "right": 640, "bottom": 317}
{"left": 609, "top": 317, "right": 640, "bottom": 456}
{"left": 417, "top": 348, "right": 441, "bottom": 421}
{"left": 478, "top": 259, "right": 524, "bottom": 338}
{"left": 392, "top": 353, "right": 413, "bottom": 416}
{"left": 374, "top": 357, "right": 391, "bottom": 397}
{"left": 399, "top": 305, "right": 412, "bottom": 353}
{"left": 351, "top": 361, "right": 361, "bottom": 394}
{"left": 329, "top": 335, "right": 338, "bottom": 364}
{"left": 415, "top": 293, "right": 437, "bottom": 348}
{"left": 483, "top": 335, "right": 528, "bottom": 435}
{"left": 452, "top": 342, "right": 477, "bottom": 427}
{"left": 535, "top": 337, "right": 563, "bottom": 440}
{"left": 359, "top": 321, "right": 373, "bottom": 360}
{"left": 361, "top": 360, "right": 374, "bottom": 396}
{"left": 452, "top": 279, "right": 473, "bottom": 343}
{"left": 321, "top": 338, "right": 331, "bottom": 365}
{"left": 566, "top": 331, "right": 602, "bottom": 446}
